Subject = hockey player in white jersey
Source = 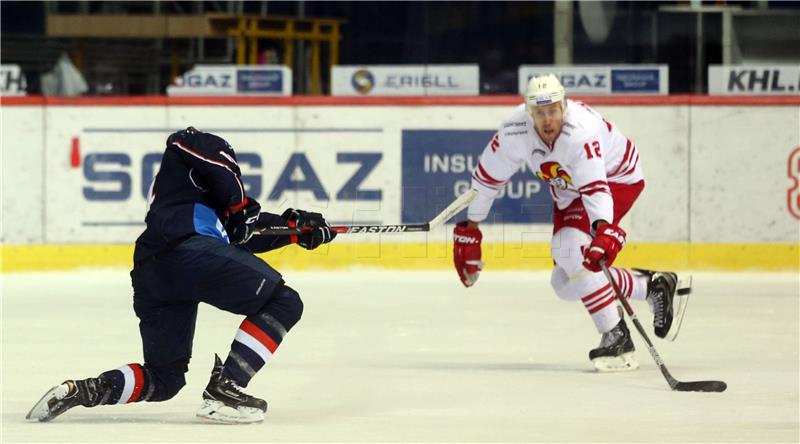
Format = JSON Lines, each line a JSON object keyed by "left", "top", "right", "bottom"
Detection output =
{"left": 453, "top": 74, "right": 690, "bottom": 371}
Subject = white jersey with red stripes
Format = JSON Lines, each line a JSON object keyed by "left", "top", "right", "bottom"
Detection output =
{"left": 467, "top": 99, "right": 643, "bottom": 226}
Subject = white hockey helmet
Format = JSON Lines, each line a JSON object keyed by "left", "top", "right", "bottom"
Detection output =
{"left": 525, "top": 73, "right": 566, "bottom": 110}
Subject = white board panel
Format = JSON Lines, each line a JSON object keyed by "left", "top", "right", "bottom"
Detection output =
{"left": 596, "top": 105, "right": 691, "bottom": 242}
{"left": 2, "top": 102, "right": 797, "bottom": 246}
{"left": 1, "top": 106, "right": 44, "bottom": 243}
{"left": 43, "top": 106, "right": 169, "bottom": 243}
{"left": 690, "top": 106, "right": 800, "bottom": 242}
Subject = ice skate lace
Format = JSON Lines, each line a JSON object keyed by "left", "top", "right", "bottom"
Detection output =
{"left": 222, "top": 377, "right": 251, "bottom": 400}
{"left": 650, "top": 289, "right": 665, "bottom": 327}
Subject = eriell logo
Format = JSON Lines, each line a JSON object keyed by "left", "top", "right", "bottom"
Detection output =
{"left": 385, "top": 74, "right": 459, "bottom": 89}
{"left": 351, "top": 69, "right": 375, "bottom": 94}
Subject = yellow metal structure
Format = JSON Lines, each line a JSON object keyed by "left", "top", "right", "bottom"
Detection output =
{"left": 228, "top": 16, "right": 343, "bottom": 95}
{"left": 46, "top": 14, "right": 344, "bottom": 95}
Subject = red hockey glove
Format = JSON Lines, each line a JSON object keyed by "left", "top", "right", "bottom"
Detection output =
{"left": 453, "top": 221, "right": 484, "bottom": 287}
{"left": 582, "top": 224, "right": 627, "bottom": 272}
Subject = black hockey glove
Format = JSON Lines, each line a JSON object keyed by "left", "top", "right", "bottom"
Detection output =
{"left": 225, "top": 198, "right": 261, "bottom": 245}
{"left": 297, "top": 223, "right": 337, "bottom": 250}
{"left": 280, "top": 208, "right": 337, "bottom": 250}
{"left": 280, "top": 208, "right": 326, "bottom": 229}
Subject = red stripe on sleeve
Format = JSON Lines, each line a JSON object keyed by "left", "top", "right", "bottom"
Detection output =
{"left": 581, "top": 189, "right": 610, "bottom": 197}
{"left": 472, "top": 172, "right": 500, "bottom": 189}
{"left": 580, "top": 185, "right": 611, "bottom": 196}
{"left": 622, "top": 152, "right": 640, "bottom": 177}
{"left": 173, "top": 140, "right": 245, "bottom": 201}
{"left": 172, "top": 141, "right": 235, "bottom": 173}
{"left": 579, "top": 180, "right": 609, "bottom": 191}
{"left": 476, "top": 163, "right": 504, "bottom": 185}
{"left": 610, "top": 139, "right": 633, "bottom": 177}
{"left": 490, "top": 133, "right": 500, "bottom": 152}
{"left": 225, "top": 197, "right": 249, "bottom": 216}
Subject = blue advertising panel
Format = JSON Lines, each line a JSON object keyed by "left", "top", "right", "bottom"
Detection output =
{"left": 237, "top": 69, "right": 284, "bottom": 93}
{"left": 610, "top": 69, "right": 660, "bottom": 93}
{"left": 401, "top": 130, "right": 552, "bottom": 224}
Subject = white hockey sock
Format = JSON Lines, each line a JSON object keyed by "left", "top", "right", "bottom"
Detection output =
{"left": 610, "top": 267, "right": 647, "bottom": 301}
{"left": 630, "top": 272, "right": 647, "bottom": 301}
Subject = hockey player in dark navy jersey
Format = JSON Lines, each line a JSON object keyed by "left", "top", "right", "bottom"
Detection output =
{"left": 26, "top": 127, "right": 336, "bottom": 424}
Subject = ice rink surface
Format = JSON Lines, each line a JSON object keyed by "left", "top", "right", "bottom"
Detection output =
{"left": 2, "top": 269, "right": 798, "bottom": 443}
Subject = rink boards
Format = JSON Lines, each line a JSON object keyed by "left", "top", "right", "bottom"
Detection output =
{"left": 1, "top": 96, "right": 798, "bottom": 271}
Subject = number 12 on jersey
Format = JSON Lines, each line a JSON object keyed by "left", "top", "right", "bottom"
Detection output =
{"left": 584, "top": 140, "right": 601, "bottom": 159}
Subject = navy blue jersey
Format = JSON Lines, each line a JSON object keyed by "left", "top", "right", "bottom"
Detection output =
{"left": 134, "top": 128, "right": 289, "bottom": 262}
{"left": 240, "top": 212, "right": 293, "bottom": 253}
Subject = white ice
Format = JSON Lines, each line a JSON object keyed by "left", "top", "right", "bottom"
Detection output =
{"left": 2, "top": 269, "right": 798, "bottom": 443}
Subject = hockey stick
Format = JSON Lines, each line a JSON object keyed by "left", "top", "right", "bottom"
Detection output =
{"left": 257, "top": 189, "right": 479, "bottom": 235}
{"left": 600, "top": 263, "right": 727, "bottom": 392}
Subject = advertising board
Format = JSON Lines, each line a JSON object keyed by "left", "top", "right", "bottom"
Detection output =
{"left": 331, "top": 65, "right": 479, "bottom": 96}
{"left": 518, "top": 65, "right": 669, "bottom": 95}
{"left": 167, "top": 65, "right": 292, "bottom": 96}
{"left": 708, "top": 65, "right": 800, "bottom": 95}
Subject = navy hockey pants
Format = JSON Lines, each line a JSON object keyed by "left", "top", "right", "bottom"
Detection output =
{"left": 130, "top": 235, "right": 284, "bottom": 372}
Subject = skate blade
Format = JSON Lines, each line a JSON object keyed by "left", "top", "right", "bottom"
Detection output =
{"left": 25, "top": 385, "right": 61, "bottom": 422}
{"left": 196, "top": 399, "right": 264, "bottom": 424}
{"left": 592, "top": 352, "right": 640, "bottom": 372}
{"left": 666, "top": 275, "right": 692, "bottom": 342}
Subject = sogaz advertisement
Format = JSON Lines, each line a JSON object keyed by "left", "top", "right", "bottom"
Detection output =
{"left": 518, "top": 65, "right": 669, "bottom": 95}
{"left": 42, "top": 114, "right": 550, "bottom": 242}
{"left": 401, "top": 130, "right": 552, "bottom": 224}
{"left": 167, "top": 65, "right": 292, "bottom": 96}
{"left": 45, "top": 110, "right": 392, "bottom": 242}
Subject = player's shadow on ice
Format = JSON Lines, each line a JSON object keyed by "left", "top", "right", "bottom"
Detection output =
{"left": 26, "top": 413, "right": 213, "bottom": 425}
{"left": 374, "top": 361, "right": 594, "bottom": 373}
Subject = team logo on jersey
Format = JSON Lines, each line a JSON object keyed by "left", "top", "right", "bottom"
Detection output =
{"left": 536, "top": 161, "right": 573, "bottom": 190}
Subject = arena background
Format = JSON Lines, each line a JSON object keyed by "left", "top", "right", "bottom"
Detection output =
{"left": 1, "top": 95, "right": 798, "bottom": 272}
{"left": 1, "top": 2, "right": 798, "bottom": 443}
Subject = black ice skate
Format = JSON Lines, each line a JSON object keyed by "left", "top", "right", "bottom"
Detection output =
{"left": 589, "top": 318, "right": 639, "bottom": 372}
{"left": 634, "top": 268, "right": 692, "bottom": 342}
{"left": 25, "top": 378, "right": 109, "bottom": 422}
{"left": 196, "top": 354, "right": 267, "bottom": 424}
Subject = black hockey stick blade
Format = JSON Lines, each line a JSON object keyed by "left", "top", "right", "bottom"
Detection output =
{"left": 599, "top": 263, "right": 728, "bottom": 394}
{"left": 673, "top": 380, "right": 727, "bottom": 393}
